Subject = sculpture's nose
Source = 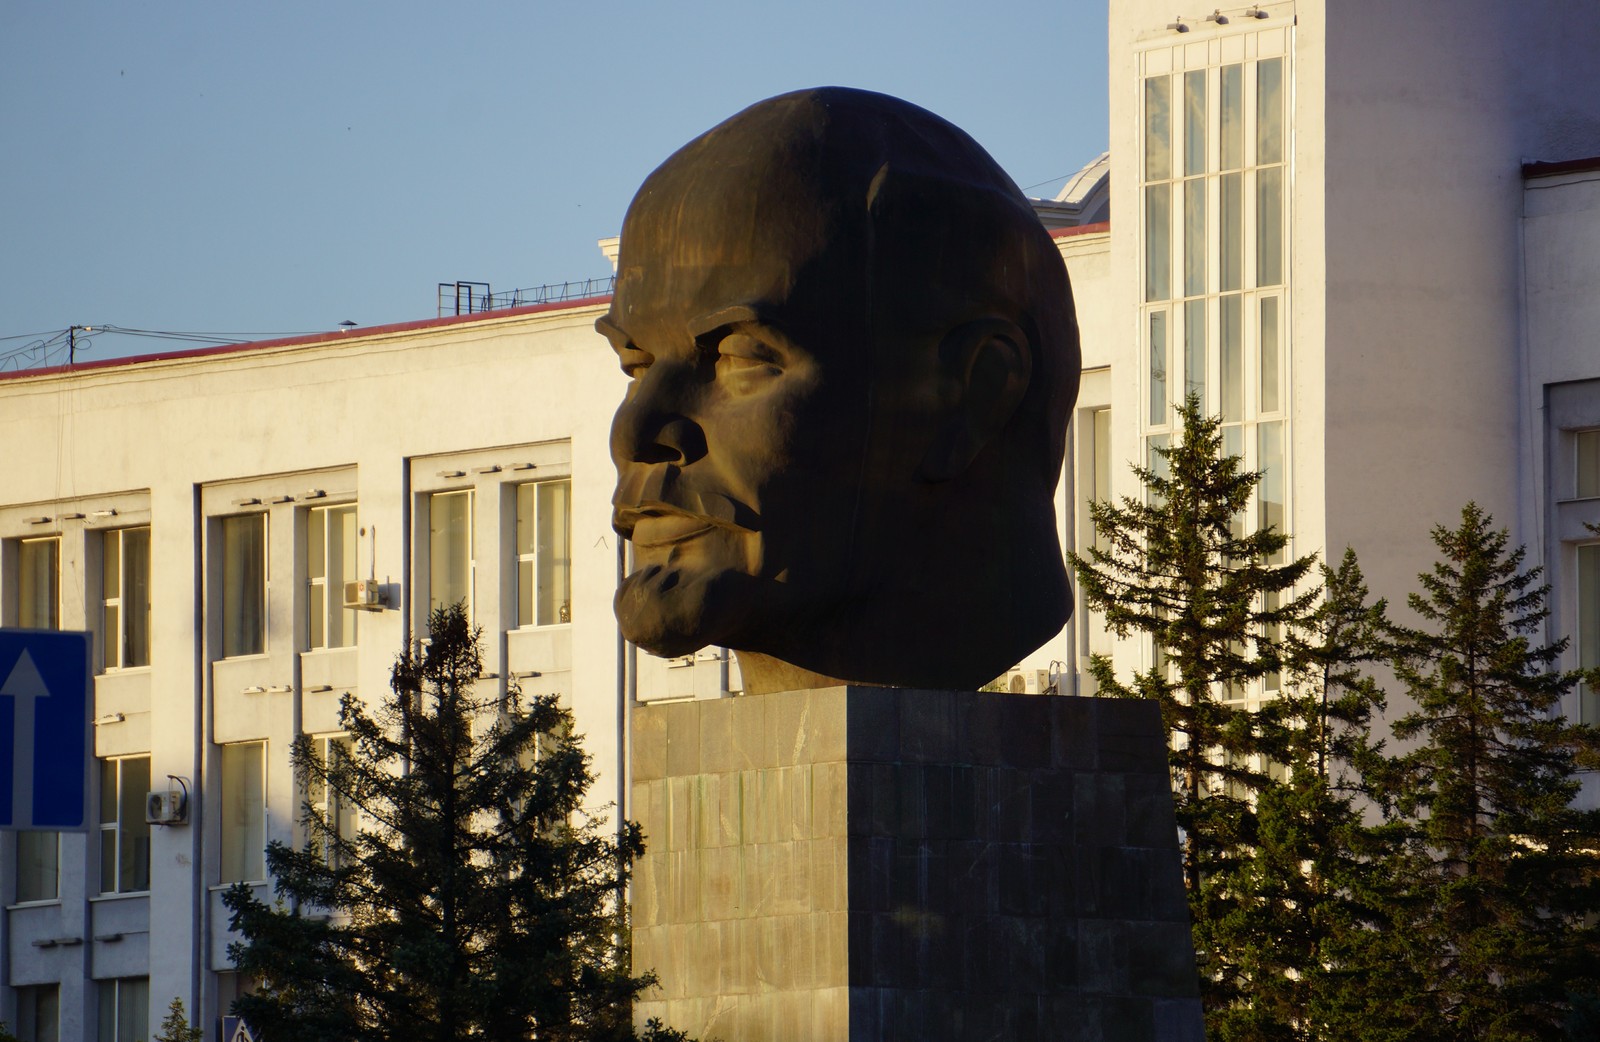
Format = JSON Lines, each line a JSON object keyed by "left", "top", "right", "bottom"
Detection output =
{"left": 611, "top": 371, "right": 708, "bottom": 468}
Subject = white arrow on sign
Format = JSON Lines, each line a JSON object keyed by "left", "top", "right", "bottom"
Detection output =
{"left": 1, "top": 649, "right": 50, "bottom": 828}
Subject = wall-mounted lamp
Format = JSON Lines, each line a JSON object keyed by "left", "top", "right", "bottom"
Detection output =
{"left": 93, "top": 712, "right": 126, "bottom": 726}
{"left": 90, "top": 508, "right": 119, "bottom": 519}
{"left": 23, "top": 515, "right": 51, "bottom": 525}
{"left": 1167, "top": 17, "right": 1189, "bottom": 32}
{"left": 1244, "top": 5, "right": 1269, "bottom": 17}
{"left": 241, "top": 685, "right": 266, "bottom": 695}
{"left": 58, "top": 512, "right": 85, "bottom": 521}
{"left": 265, "top": 684, "right": 292, "bottom": 695}
{"left": 1206, "top": 9, "right": 1228, "bottom": 23}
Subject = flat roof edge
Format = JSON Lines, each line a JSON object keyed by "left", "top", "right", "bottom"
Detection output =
{"left": 0, "top": 295, "right": 613, "bottom": 384}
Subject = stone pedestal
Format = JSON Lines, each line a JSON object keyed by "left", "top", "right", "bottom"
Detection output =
{"left": 629, "top": 687, "right": 1203, "bottom": 1042}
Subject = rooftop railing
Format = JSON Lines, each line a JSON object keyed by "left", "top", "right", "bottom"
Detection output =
{"left": 437, "top": 277, "right": 615, "bottom": 317}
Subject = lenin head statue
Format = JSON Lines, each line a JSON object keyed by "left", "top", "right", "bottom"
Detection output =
{"left": 600, "top": 87, "right": 1080, "bottom": 694}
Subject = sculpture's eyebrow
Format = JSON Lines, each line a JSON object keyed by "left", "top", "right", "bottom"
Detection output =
{"left": 687, "top": 305, "right": 766, "bottom": 339}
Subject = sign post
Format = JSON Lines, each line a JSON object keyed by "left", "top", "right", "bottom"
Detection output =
{"left": 0, "top": 629, "right": 92, "bottom": 831}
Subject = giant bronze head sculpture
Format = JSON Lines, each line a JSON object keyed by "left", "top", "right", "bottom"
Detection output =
{"left": 601, "top": 87, "right": 1080, "bottom": 694}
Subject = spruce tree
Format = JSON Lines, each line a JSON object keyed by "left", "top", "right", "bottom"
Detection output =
{"left": 1208, "top": 550, "right": 1416, "bottom": 1042}
{"left": 1069, "top": 393, "right": 1317, "bottom": 1019}
{"left": 1381, "top": 504, "right": 1600, "bottom": 1041}
{"left": 154, "top": 997, "right": 206, "bottom": 1042}
{"left": 223, "top": 603, "right": 693, "bottom": 1042}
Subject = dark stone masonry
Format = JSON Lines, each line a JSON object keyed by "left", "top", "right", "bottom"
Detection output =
{"left": 631, "top": 688, "right": 1204, "bottom": 1042}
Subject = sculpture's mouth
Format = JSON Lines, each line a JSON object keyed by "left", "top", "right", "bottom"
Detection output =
{"left": 628, "top": 511, "right": 716, "bottom": 549}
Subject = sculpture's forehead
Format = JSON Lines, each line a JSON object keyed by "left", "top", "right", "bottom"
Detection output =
{"left": 613, "top": 143, "right": 868, "bottom": 335}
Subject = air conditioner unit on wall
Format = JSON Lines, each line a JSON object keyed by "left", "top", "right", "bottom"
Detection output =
{"left": 145, "top": 789, "right": 188, "bottom": 826}
{"left": 1006, "top": 669, "right": 1056, "bottom": 696}
{"left": 343, "top": 578, "right": 386, "bottom": 611}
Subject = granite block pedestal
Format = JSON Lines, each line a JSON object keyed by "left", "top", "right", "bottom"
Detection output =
{"left": 629, "top": 688, "right": 1203, "bottom": 1042}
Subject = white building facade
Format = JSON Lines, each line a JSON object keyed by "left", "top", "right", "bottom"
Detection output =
{"left": 7, "top": 3, "right": 1600, "bottom": 1037}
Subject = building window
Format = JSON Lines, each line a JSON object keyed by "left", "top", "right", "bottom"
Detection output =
{"left": 306, "top": 504, "right": 357, "bottom": 649}
{"left": 16, "top": 983, "right": 60, "bottom": 1042}
{"left": 15, "top": 830, "right": 59, "bottom": 903}
{"left": 1141, "top": 39, "right": 1291, "bottom": 556}
{"left": 97, "top": 977, "right": 148, "bottom": 1042}
{"left": 429, "top": 490, "right": 474, "bottom": 617}
{"left": 98, "top": 755, "right": 151, "bottom": 894}
{"left": 102, "top": 526, "right": 151, "bottom": 669}
{"left": 17, "top": 537, "right": 59, "bottom": 629}
{"left": 516, "top": 479, "right": 572, "bottom": 627}
{"left": 221, "top": 741, "right": 266, "bottom": 883}
{"left": 307, "top": 734, "right": 356, "bottom": 866}
{"left": 221, "top": 514, "right": 267, "bottom": 657}
{"left": 1580, "top": 543, "right": 1600, "bottom": 726}
{"left": 1577, "top": 429, "right": 1600, "bottom": 500}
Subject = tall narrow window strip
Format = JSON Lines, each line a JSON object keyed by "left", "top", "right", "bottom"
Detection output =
{"left": 1258, "top": 58, "right": 1284, "bottom": 165}
{"left": 1256, "top": 166, "right": 1284, "bottom": 287}
{"left": 1183, "top": 179, "right": 1207, "bottom": 297}
{"left": 19, "top": 537, "right": 59, "bottom": 629}
{"left": 222, "top": 514, "right": 267, "bottom": 657}
{"left": 307, "top": 504, "right": 358, "bottom": 649}
{"left": 1185, "top": 299, "right": 1208, "bottom": 402}
{"left": 1260, "top": 297, "right": 1281, "bottom": 413}
{"left": 1146, "top": 434, "right": 1171, "bottom": 507}
{"left": 1258, "top": 421, "right": 1285, "bottom": 562}
{"left": 1145, "top": 76, "right": 1171, "bottom": 181}
{"left": 1220, "top": 295, "right": 1243, "bottom": 422}
{"left": 1092, "top": 408, "right": 1112, "bottom": 553}
{"left": 221, "top": 741, "right": 267, "bottom": 883}
{"left": 1145, "top": 184, "right": 1171, "bottom": 302}
{"left": 1220, "top": 63, "right": 1243, "bottom": 169}
{"left": 1577, "top": 430, "right": 1600, "bottom": 499}
{"left": 1184, "top": 69, "right": 1207, "bottom": 176}
{"left": 1223, "top": 425, "right": 1246, "bottom": 540}
{"left": 1579, "top": 544, "right": 1600, "bottom": 725}
{"left": 429, "top": 490, "right": 474, "bottom": 617}
{"left": 1149, "top": 310, "right": 1169, "bottom": 426}
{"left": 1220, "top": 172, "right": 1242, "bottom": 292}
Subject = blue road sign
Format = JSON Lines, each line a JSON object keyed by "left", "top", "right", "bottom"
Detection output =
{"left": 0, "top": 629, "right": 91, "bottom": 830}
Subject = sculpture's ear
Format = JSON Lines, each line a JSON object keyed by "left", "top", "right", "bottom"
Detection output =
{"left": 919, "top": 317, "right": 1033, "bottom": 482}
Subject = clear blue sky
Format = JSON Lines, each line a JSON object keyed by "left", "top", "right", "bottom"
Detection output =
{"left": 1, "top": 1, "right": 1107, "bottom": 365}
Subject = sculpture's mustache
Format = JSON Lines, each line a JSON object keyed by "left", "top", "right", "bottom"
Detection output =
{"left": 612, "top": 465, "right": 757, "bottom": 537}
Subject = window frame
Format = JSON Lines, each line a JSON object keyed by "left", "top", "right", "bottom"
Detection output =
{"left": 96, "top": 976, "right": 149, "bottom": 1042}
{"left": 219, "top": 740, "right": 267, "bottom": 884}
{"left": 305, "top": 503, "right": 358, "bottom": 650}
{"left": 515, "top": 478, "right": 573, "bottom": 628}
{"left": 220, "top": 512, "right": 269, "bottom": 659}
{"left": 101, "top": 525, "right": 152, "bottom": 670}
{"left": 428, "top": 488, "right": 476, "bottom": 620}
{"left": 306, "top": 733, "right": 357, "bottom": 868}
{"left": 97, "top": 754, "right": 152, "bottom": 895}
{"left": 16, "top": 535, "right": 60, "bottom": 630}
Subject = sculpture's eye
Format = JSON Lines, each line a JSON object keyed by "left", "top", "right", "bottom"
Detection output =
{"left": 715, "top": 333, "right": 782, "bottom": 378}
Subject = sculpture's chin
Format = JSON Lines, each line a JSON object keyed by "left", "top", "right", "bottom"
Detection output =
{"left": 614, "top": 562, "right": 756, "bottom": 659}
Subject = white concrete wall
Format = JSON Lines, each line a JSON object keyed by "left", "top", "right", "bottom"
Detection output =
{"left": 0, "top": 302, "right": 629, "bottom": 1036}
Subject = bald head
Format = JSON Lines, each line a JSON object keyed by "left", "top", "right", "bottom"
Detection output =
{"left": 605, "top": 88, "right": 1080, "bottom": 691}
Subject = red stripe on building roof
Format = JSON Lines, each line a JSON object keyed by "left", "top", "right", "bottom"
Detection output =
{"left": 0, "top": 295, "right": 613, "bottom": 383}
{"left": 1050, "top": 220, "right": 1110, "bottom": 240}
